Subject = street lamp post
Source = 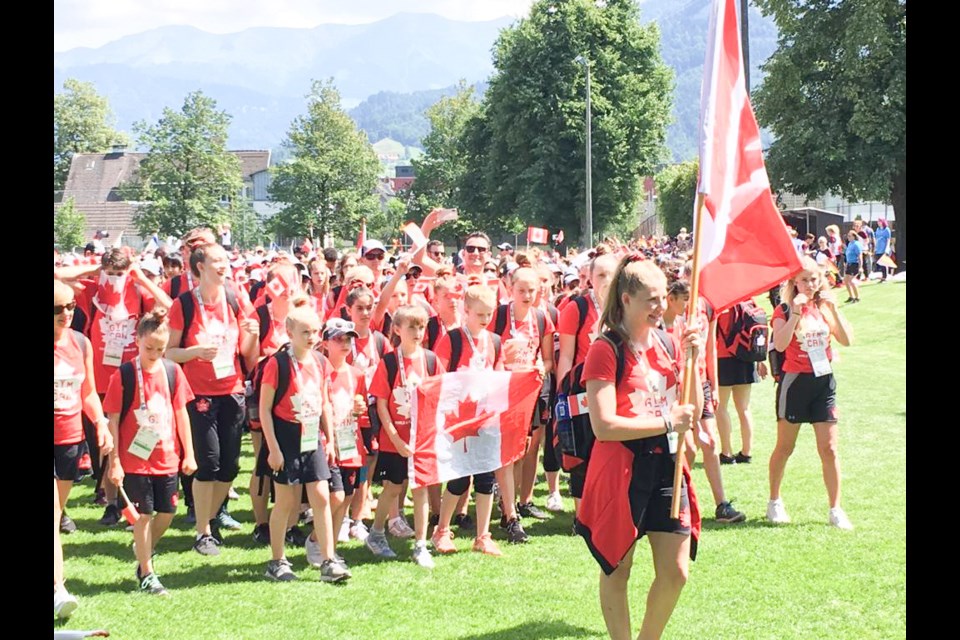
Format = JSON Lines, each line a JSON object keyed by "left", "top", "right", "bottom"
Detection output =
{"left": 575, "top": 55, "right": 593, "bottom": 247}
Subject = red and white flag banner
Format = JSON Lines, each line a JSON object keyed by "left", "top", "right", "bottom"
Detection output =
{"left": 355, "top": 219, "right": 367, "bottom": 253}
{"left": 408, "top": 370, "right": 542, "bottom": 488}
{"left": 695, "top": 0, "right": 802, "bottom": 314}
{"left": 527, "top": 227, "right": 549, "bottom": 245}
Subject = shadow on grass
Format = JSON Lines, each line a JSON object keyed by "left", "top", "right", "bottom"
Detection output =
{"left": 456, "top": 620, "right": 595, "bottom": 640}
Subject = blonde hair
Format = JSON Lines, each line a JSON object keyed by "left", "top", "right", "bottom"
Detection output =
{"left": 54, "top": 279, "right": 74, "bottom": 303}
{"left": 511, "top": 267, "right": 538, "bottom": 287}
{"left": 598, "top": 256, "right": 667, "bottom": 341}
{"left": 464, "top": 284, "right": 496, "bottom": 310}
{"left": 780, "top": 256, "right": 829, "bottom": 308}
{"left": 344, "top": 265, "right": 375, "bottom": 286}
{"left": 285, "top": 295, "right": 320, "bottom": 332}
{"left": 433, "top": 273, "right": 459, "bottom": 294}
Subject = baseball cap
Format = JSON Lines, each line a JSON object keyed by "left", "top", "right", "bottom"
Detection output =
{"left": 140, "top": 257, "right": 162, "bottom": 276}
{"left": 361, "top": 240, "right": 386, "bottom": 255}
{"left": 563, "top": 273, "right": 580, "bottom": 286}
{"left": 323, "top": 318, "right": 359, "bottom": 341}
{"left": 497, "top": 243, "right": 513, "bottom": 251}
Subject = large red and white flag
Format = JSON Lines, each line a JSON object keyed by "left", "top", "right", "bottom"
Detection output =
{"left": 408, "top": 370, "right": 542, "bottom": 488}
{"left": 695, "top": 0, "right": 802, "bottom": 313}
{"left": 527, "top": 227, "right": 549, "bottom": 245}
{"left": 355, "top": 218, "right": 367, "bottom": 252}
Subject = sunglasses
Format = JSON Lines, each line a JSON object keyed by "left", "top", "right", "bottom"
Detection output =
{"left": 364, "top": 252, "right": 385, "bottom": 260}
{"left": 431, "top": 250, "right": 445, "bottom": 257}
{"left": 54, "top": 301, "right": 78, "bottom": 315}
{"left": 464, "top": 245, "right": 488, "bottom": 254}
{"left": 483, "top": 268, "right": 497, "bottom": 274}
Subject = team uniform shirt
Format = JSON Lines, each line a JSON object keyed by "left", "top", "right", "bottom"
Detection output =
{"left": 161, "top": 272, "right": 196, "bottom": 298}
{"left": 256, "top": 303, "right": 292, "bottom": 356}
{"left": 433, "top": 327, "right": 503, "bottom": 372}
{"left": 773, "top": 304, "right": 834, "bottom": 375}
{"left": 102, "top": 360, "right": 195, "bottom": 475}
{"left": 489, "top": 304, "right": 556, "bottom": 371}
{"left": 327, "top": 364, "right": 367, "bottom": 468}
{"left": 261, "top": 350, "right": 330, "bottom": 425}
{"left": 557, "top": 292, "right": 602, "bottom": 369}
{"left": 368, "top": 351, "right": 431, "bottom": 455}
{"left": 168, "top": 290, "right": 253, "bottom": 396}
{"left": 54, "top": 331, "right": 88, "bottom": 445}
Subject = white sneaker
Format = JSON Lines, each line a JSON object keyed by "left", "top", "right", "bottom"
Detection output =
{"left": 412, "top": 542, "right": 435, "bottom": 569}
{"left": 301, "top": 508, "right": 314, "bottom": 525}
{"left": 350, "top": 520, "right": 370, "bottom": 542}
{"left": 388, "top": 516, "right": 415, "bottom": 538}
{"left": 54, "top": 587, "right": 78, "bottom": 620}
{"left": 545, "top": 491, "right": 564, "bottom": 512}
{"left": 828, "top": 507, "right": 854, "bottom": 530}
{"left": 766, "top": 499, "right": 791, "bottom": 524}
{"left": 338, "top": 519, "right": 351, "bottom": 543}
{"left": 305, "top": 534, "right": 324, "bottom": 568}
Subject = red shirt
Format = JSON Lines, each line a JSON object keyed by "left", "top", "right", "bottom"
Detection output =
{"left": 256, "top": 303, "right": 291, "bottom": 358}
{"left": 54, "top": 331, "right": 87, "bottom": 445}
{"left": 327, "top": 364, "right": 367, "bottom": 468}
{"left": 489, "top": 304, "right": 556, "bottom": 370}
{"left": 715, "top": 308, "right": 736, "bottom": 359}
{"left": 168, "top": 289, "right": 253, "bottom": 396}
{"left": 347, "top": 331, "right": 392, "bottom": 390}
{"left": 261, "top": 350, "right": 330, "bottom": 424}
{"left": 557, "top": 294, "right": 602, "bottom": 369}
{"left": 434, "top": 327, "right": 503, "bottom": 372}
{"left": 102, "top": 360, "right": 195, "bottom": 475}
{"left": 369, "top": 351, "right": 432, "bottom": 454}
{"left": 773, "top": 304, "right": 834, "bottom": 374}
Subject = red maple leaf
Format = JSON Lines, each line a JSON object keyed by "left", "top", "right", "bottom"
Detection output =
{"left": 443, "top": 396, "right": 494, "bottom": 452}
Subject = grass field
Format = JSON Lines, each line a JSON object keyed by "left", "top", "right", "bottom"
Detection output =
{"left": 55, "top": 280, "right": 906, "bottom": 639}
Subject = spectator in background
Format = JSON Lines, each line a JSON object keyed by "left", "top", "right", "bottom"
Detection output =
{"left": 843, "top": 230, "right": 863, "bottom": 303}
{"left": 826, "top": 225, "right": 845, "bottom": 280}
{"left": 874, "top": 218, "right": 892, "bottom": 282}
{"left": 427, "top": 240, "right": 447, "bottom": 265}
{"left": 497, "top": 243, "right": 514, "bottom": 262}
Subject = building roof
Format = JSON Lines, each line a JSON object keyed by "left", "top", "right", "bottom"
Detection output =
{"left": 54, "top": 201, "right": 141, "bottom": 241}
{"left": 232, "top": 150, "right": 271, "bottom": 180}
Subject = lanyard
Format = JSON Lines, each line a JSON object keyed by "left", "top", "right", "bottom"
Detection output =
{"left": 287, "top": 344, "right": 317, "bottom": 394}
{"left": 589, "top": 290, "right": 601, "bottom": 317}
{"left": 194, "top": 288, "right": 228, "bottom": 334}
{"left": 398, "top": 350, "right": 425, "bottom": 388}
{"left": 332, "top": 365, "right": 356, "bottom": 421}
{"left": 462, "top": 326, "right": 487, "bottom": 361}
{"left": 509, "top": 303, "right": 535, "bottom": 339}
{"left": 185, "top": 271, "right": 194, "bottom": 292}
{"left": 135, "top": 356, "right": 169, "bottom": 410}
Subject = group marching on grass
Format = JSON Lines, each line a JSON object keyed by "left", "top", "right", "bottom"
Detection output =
{"left": 54, "top": 216, "right": 865, "bottom": 636}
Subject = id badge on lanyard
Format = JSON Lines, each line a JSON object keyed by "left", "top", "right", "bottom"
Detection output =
{"left": 336, "top": 419, "right": 359, "bottom": 460}
{"left": 809, "top": 344, "right": 832, "bottom": 377}
{"left": 197, "top": 290, "right": 237, "bottom": 379}
{"left": 290, "top": 348, "right": 322, "bottom": 452}
{"left": 103, "top": 314, "right": 135, "bottom": 368}
{"left": 129, "top": 358, "right": 169, "bottom": 460}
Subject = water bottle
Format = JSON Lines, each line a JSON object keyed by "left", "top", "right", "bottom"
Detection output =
{"left": 555, "top": 393, "right": 575, "bottom": 455}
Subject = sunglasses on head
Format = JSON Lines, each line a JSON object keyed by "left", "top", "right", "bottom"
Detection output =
{"left": 54, "top": 301, "right": 78, "bottom": 315}
{"left": 364, "top": 251, "right": 385, "bottom": 260}
{"left": 464, "top": 245, "right": 488, "bottom": 254}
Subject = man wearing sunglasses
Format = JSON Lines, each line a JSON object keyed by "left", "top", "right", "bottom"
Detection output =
{"left": 360, "top": 240, "right": 388, "bottom": 277}
{"left": 426, "top": 240, "right": 446, "bottom": 264}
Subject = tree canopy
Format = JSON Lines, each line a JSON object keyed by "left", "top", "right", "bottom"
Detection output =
{"left": 54, "top": 197, "right": 87, "bottom": 251}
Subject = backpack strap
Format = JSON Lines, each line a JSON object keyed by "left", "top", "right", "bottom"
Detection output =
{"left": 598, "top": 331, "right": 628, "bottom": 388}
{"left": 653, "top": 327, "right": 682, "bottom": 380}
{"left": 271, "top": 349, "right": 292, "bottom": 410}
{"left": 70, "top": 329, "right": 87, "bottom": 361}
{"left": 448, "top": 329, "right": 464, "bottom": 372}
{"left": 177, "top": 291, "right": 196, "bottom": 348}
{"left": 493, "top": 305, "right": 509, "bottom": 337}
{"left": 374, "top": 332, "right": 386, "bottom": 357}
{"left": 548, "top": 304, "right": 558, "bottom": 327}
{"left": 722, "top": 304, "right": 743, "bottom": 349}
{"left": 427, "top": 316, "right": 440, "bottom": 350}
{"left": 535, "top": 309, "right": 546, "bottom": 341}
{"left": 224, "top": 286, "right": 240, "bottom": 319}
{"left": 256, "top": 305, "right": 272, "bottom": 347}
{"left": 384, "top": 352, "right": 400, "bottom": 389}
{"left": 119, "top": 361, "right": 136, "bottom": 425}
{"left": 572, "top": 295, "right": 590, "bottom": 357}
{"left": 170, "top": 274, "right": 182, "bottom": 299}
{"left": 425, "top": 351, "right": 438, "bottom": 376}
{"left": 163, "top": 359, "right": 178, "bottom": 399}
{"left": 492, "top": 333, "right": 502, "bottom": 365}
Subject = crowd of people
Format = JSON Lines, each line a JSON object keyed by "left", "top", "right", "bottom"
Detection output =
{"left": 54, "top": 212, "right": 865, "bottom": 638}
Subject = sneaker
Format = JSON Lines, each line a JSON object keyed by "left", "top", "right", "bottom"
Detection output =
{"left": 766, "top": 499, "right": 791, "bottom": 524}
{"left": 320, "top": 558, "right": 352, "bottom": 582}
{"left": 388, "top": 516, "right": 415, "bottom": 539}
{"left": 844, "top": 297, "right": 855, "bottom": 303}
{"left": 305, "top": 534, "right": 324, "bottom": 568}
{"left": 193, "top": 534, "right": 221, "bottom": 556}
{"left": 252, "top": 523, "right": 271, "bottom": 546}
{"left": 285, "top": 525, "right": 308, "bottom": 547}
{"left": 184, "top": 506, "right": 196, "bottom": 525}
{"left": 338, "top": 519, "right": 351, "bottom": 543}
{"left": 718, "top": 453, "right": 736, "bottom": 465}
{"left": 365, "top": 529, "right": 397, "bottom": 559}
{"left": 454, "top": 513, "right": 476, "bottom": 531}
{"left": 208, "top": 520, "right": 224, "bottom": 544}
{"left": 472, "top": 533, "right": 502, "bottom": 556}
{"left": 216, "top": 509, "right": 242, "bottom": 531}
{"left": 715, "top": 501, "right": 746, "bottom": 524}
{"left": 349, "top": 520, "right": 370, "bottom": 542}
{"left": 431, "top": 526, "right": 457, "bottom": 554}
{"left": 734, "top": 451, "right": 752, "bottom": 464}
{"left": 301, "top": 508, "right": 314, "bottom": 525}
{"left": 828, "top": 507, "right": 854, "bottom": 531}
{"left": 265, "top": 558, "right": 297, "bottom": 582}
{"left": 92, "top": 488, "right": 107, "bottom": 506}
{"left": 545, "top": 492, "right": 564, "bottom": 512}
{"left": 227, "top": 487, "right": 240, "bottom": 500}
{"left": 139, "top": 572, "right": 170, "bottom": 596}
{"left": 505, "top": 518, "right": 529, "bottom": 544}
{"left": 60, "top": 512, "right": 77, "bottom": 534}
{"left": 53, "top": 588, "right": 79, "bottom": 620}
{"left": 517, "top": 501, "right": 550, "bottom": 520}
{"left": 98, "top": 503, "right": 121, "bottom": 526}
{"left": 412, "top": 542, "right": 435, "bottom": 569}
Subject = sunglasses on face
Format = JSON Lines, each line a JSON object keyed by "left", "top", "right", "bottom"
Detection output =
{"left": 464, "top": 245, "right": 488, "bottom": 254}
{"left": 364, "top": 252, "right": 385, "bottom": 260}
{"left": 431, "top": 250, "right": 445, "bottom": 257}
{"left": 54, "top": 301, "right": 78, "bottom": 315}
{"left": 484, "top": 268, "right": 497, "bottom": 274}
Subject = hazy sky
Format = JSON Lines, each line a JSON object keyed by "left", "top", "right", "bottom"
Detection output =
{"left": 54, "top": 0, "right": 537, "bottom": 52}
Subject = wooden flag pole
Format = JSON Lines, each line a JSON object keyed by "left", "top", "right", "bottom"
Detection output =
{"left": 671, "top": 192, "right": 706, "bottom": 519}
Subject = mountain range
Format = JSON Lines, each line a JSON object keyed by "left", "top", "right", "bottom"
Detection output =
{"left": 53, "top": 2, "right": 778, "bottom": 162}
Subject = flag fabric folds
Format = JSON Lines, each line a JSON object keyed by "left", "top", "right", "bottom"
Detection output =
{"left": 527, "top": 227, "right": 549, "bottom": 245}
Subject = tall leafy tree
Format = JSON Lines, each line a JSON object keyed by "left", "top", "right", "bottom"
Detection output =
{"left": 125, "top": 91, "right": 243, "bottom": 238}
{"left": 753, "top": 0, "right": 906, "bottom": 263}
{"left": 472, "top": 0, "right": 673, "bottom": 246}
{"left": 655, "top": 160, "right": 699, "bottom": 237}
{"left": 54, "top": 197, "right": 87, "bottom": 251}
{"left": 54, "top": 79, "right": 128, "bottom": 194}
{"left": 269, "top": 80, "right": 380, "bottom": 243}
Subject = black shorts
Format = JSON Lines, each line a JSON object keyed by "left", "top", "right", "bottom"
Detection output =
{"left": 530, "top": 397, "right": 550, "bottom": 430}
{"left": 717, "top": 356, "right": 760, "bottom": 387}
{"left": 630, "top": 454, "right": 691, "bottom": 539}
{"left": 123, "top": 473, "right": 179, "bottom": 515}
{"left": 447, "top": 471, "right": 495, "bottom": 496}
{"left": 361, "top": 426, "right": 378, "bottom": 456}
{"left": 374, "top": 451, "right": 408, "bottom": 485}
{"left": 256, "top": 417, "right": 332, "bottom": 486}
{"left": 569, "top": 465, "right": 587, "bottom": 499}
{"left": 543, "top": 419, "right": 560, "bottom": 473}
{"left": 701, "top": 382, "right": 715, "bottom": 420}
{"left": 188, "top": 393, "right": 245, "bottom": 482}
{"left": 845, "top": 263, "right": 861, "bottom": 278}
{"left": 53, "top": 441, "right": 85, "bottom": 482}
{"left": 329, "top": 465, "right": 360, "bottom": 497}
{"left": 776, "top": 372, "right": 838, "bottom": 425}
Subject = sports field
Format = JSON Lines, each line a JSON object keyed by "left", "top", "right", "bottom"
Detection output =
{"left": 55, "top": 280, "right": 906, "bottom": 639}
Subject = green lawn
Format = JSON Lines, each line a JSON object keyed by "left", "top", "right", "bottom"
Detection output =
{"left": 56, "top": 280, "right": 906, "bottom": 639}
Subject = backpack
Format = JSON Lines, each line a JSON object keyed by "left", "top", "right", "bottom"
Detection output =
{"left": 768, "top": 303, "right": 789, "bottom": 382}
{"left": 426, "top": 315, "right": 442, "bottom": 350}
{"left": 493, "top": 304, "right": 546, "bottom": 342}
{"left": 723, "top": 301, "right": 770, "bottom": 363}
{"left": 118, "top": 359, "right": 180, "bottom": 425}
{"left": 176, "top": 287, "right": 241, "bottom": 348}
{"left": 382, "top": 350, "right": 439, "bottom": 387}
{"left": 445, "top": 329, "right": 502, "bottom": 372}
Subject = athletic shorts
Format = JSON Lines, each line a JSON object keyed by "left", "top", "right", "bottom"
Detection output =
{"left": 256, "top": 417, "right": 332, "bottom": 486}
{"left": 717, "top": 357, "right": 760, "bottom": 387}
{"left": 53, "top": 441, "right": 85, "bottom": 482}
{"left": 569, "top": 464, "right": 587, "bottom": 499}
{"left": 375, "top": 451, "right": 408, "bottom": 485}
{"left": 329, "top": 465, "right": 360, "bottom": 497}
{"left": 845, "top": 263, "right": 862, "bottom": 278}
{"left": 629, "top": 454, "right": 691, "bottom": 538}
{"left": 124, "top": 473, "right": 179, "bottom": 515}
{"left": 543, "top": 419, "right": 560, "bottom": 473}
{"left": 776, "top": 372, "right": 838, "bottom": 425}
{"left": 188, "top": 393, "right": 245, "bottom": 482}
{"left": 701, "top": 382, "right": 715, "bottom": 420}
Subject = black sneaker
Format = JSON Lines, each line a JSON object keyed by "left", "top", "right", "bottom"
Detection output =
{"left": 98, "top": 503, "right": 121, "bottom": 526}
{"left": 92, "top": 488, "right": 107, "bottom": 506}
{"left": 734, "top": 451, "right": 752, "bottom": 464}
{"left": 845, "top": 297, "right": 855, "bottom": 303}
{"left": 193, "top": 534, "right": 221, "bottom": 556}
{"left": 719, "top": 453, "right": 736, "bottom": 465}
{"left": 517, "top": 501, "right": 550, "bottom": 520}
{"left": 60, "top": 512, "right": 78, "bottom": 534}
{"left": 505, "top": 518, "right": 529, "bottom": 544}
{"left": 715, "top": 501, "right": 747, "bottom": 524}
{"left": 252, "top": 523, "right": 271, "bottom": 546}
{"left": 285, "top": 525, "right": 308, "bottom": 547}
{"left": 208, "top": 519, "right": 224, "bottom": 544}
{"left": 184, "top": 506, "right": 196, "bottom": 525}
{"left": 454, "top": 513, "right": 476, "bottom": 531}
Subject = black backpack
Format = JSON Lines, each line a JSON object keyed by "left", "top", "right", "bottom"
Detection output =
{"left": 723, "top": 300, "right": 770, "bottom": 363}
{"left": 176, "top": 287, "right": 241, "bottom": 348}
{"left": 445, "top": 329, "right": 502, "bottom": 372}
{"left": 382, "top": 350, "right": 439, "bottom": 387}
{"left": 118, "top": 359, "right": 180, "bottom": 425}
{"left": 492, "top": 304, "right": 547, "bottom": 343}
{"left": 768, "top": 303, "right": 789, "bottom": 382}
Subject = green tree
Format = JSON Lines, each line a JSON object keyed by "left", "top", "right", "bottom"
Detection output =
{"left": 54, "top": 197, "right": 87, "bottom": 251}
{"left": 470, "top": 0, "right": 672, "bottom": 246}
{"left": 655, "top": 160, "right": 698, "bottom": 237}
{"left": 269, "top": 80, "right": 381, "bottom": 243}
{"left": 124, "top": 91, "right": 242, "bottom": 238}
{"left": 753, "top": 0, "right": 906, "bottom": 264}
{"left": 54, "top": 79, "right": 128, "bottom": 194}
{"left": 227, "top": 201, "right": 269, "bottom": 250}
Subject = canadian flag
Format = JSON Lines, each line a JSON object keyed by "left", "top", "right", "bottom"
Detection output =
{"left": 527, "top": 227, "right": 549, "bottom": 245}
{"left": 695, "top": 0, "right": 802, "bottom": 314}
{"left": 568, "top": 391, "right": 589, "bottom": 418}
{"left": 266, "top": 272, "right": 289, "bottom": 299}
{"left": 408, "top": 370, "right": 542, "bottom": 488}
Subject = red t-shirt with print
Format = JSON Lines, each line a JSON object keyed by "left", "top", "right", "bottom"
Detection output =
{"left": 489, "top": 303, "right": 556, "bottom": 369}
{"left": 54, "top": 331, "right": 88, "bottom": 445}
{"left": 368, "top": 351, "right": 432, "bottom": 454}
{"left": 327, "top": 364, "right": 367, "bottom": 468}
{"left": 433, "top": 327, "right": 503, "bottom": 372}
{"left": 260, "top": 350, "right": 330, "bottom": 424}
{"left": 557, "top": 294, "right": 602, "bottom": 369}
{"left": 773, "top": 304, "right": 834, "bottom": 374}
